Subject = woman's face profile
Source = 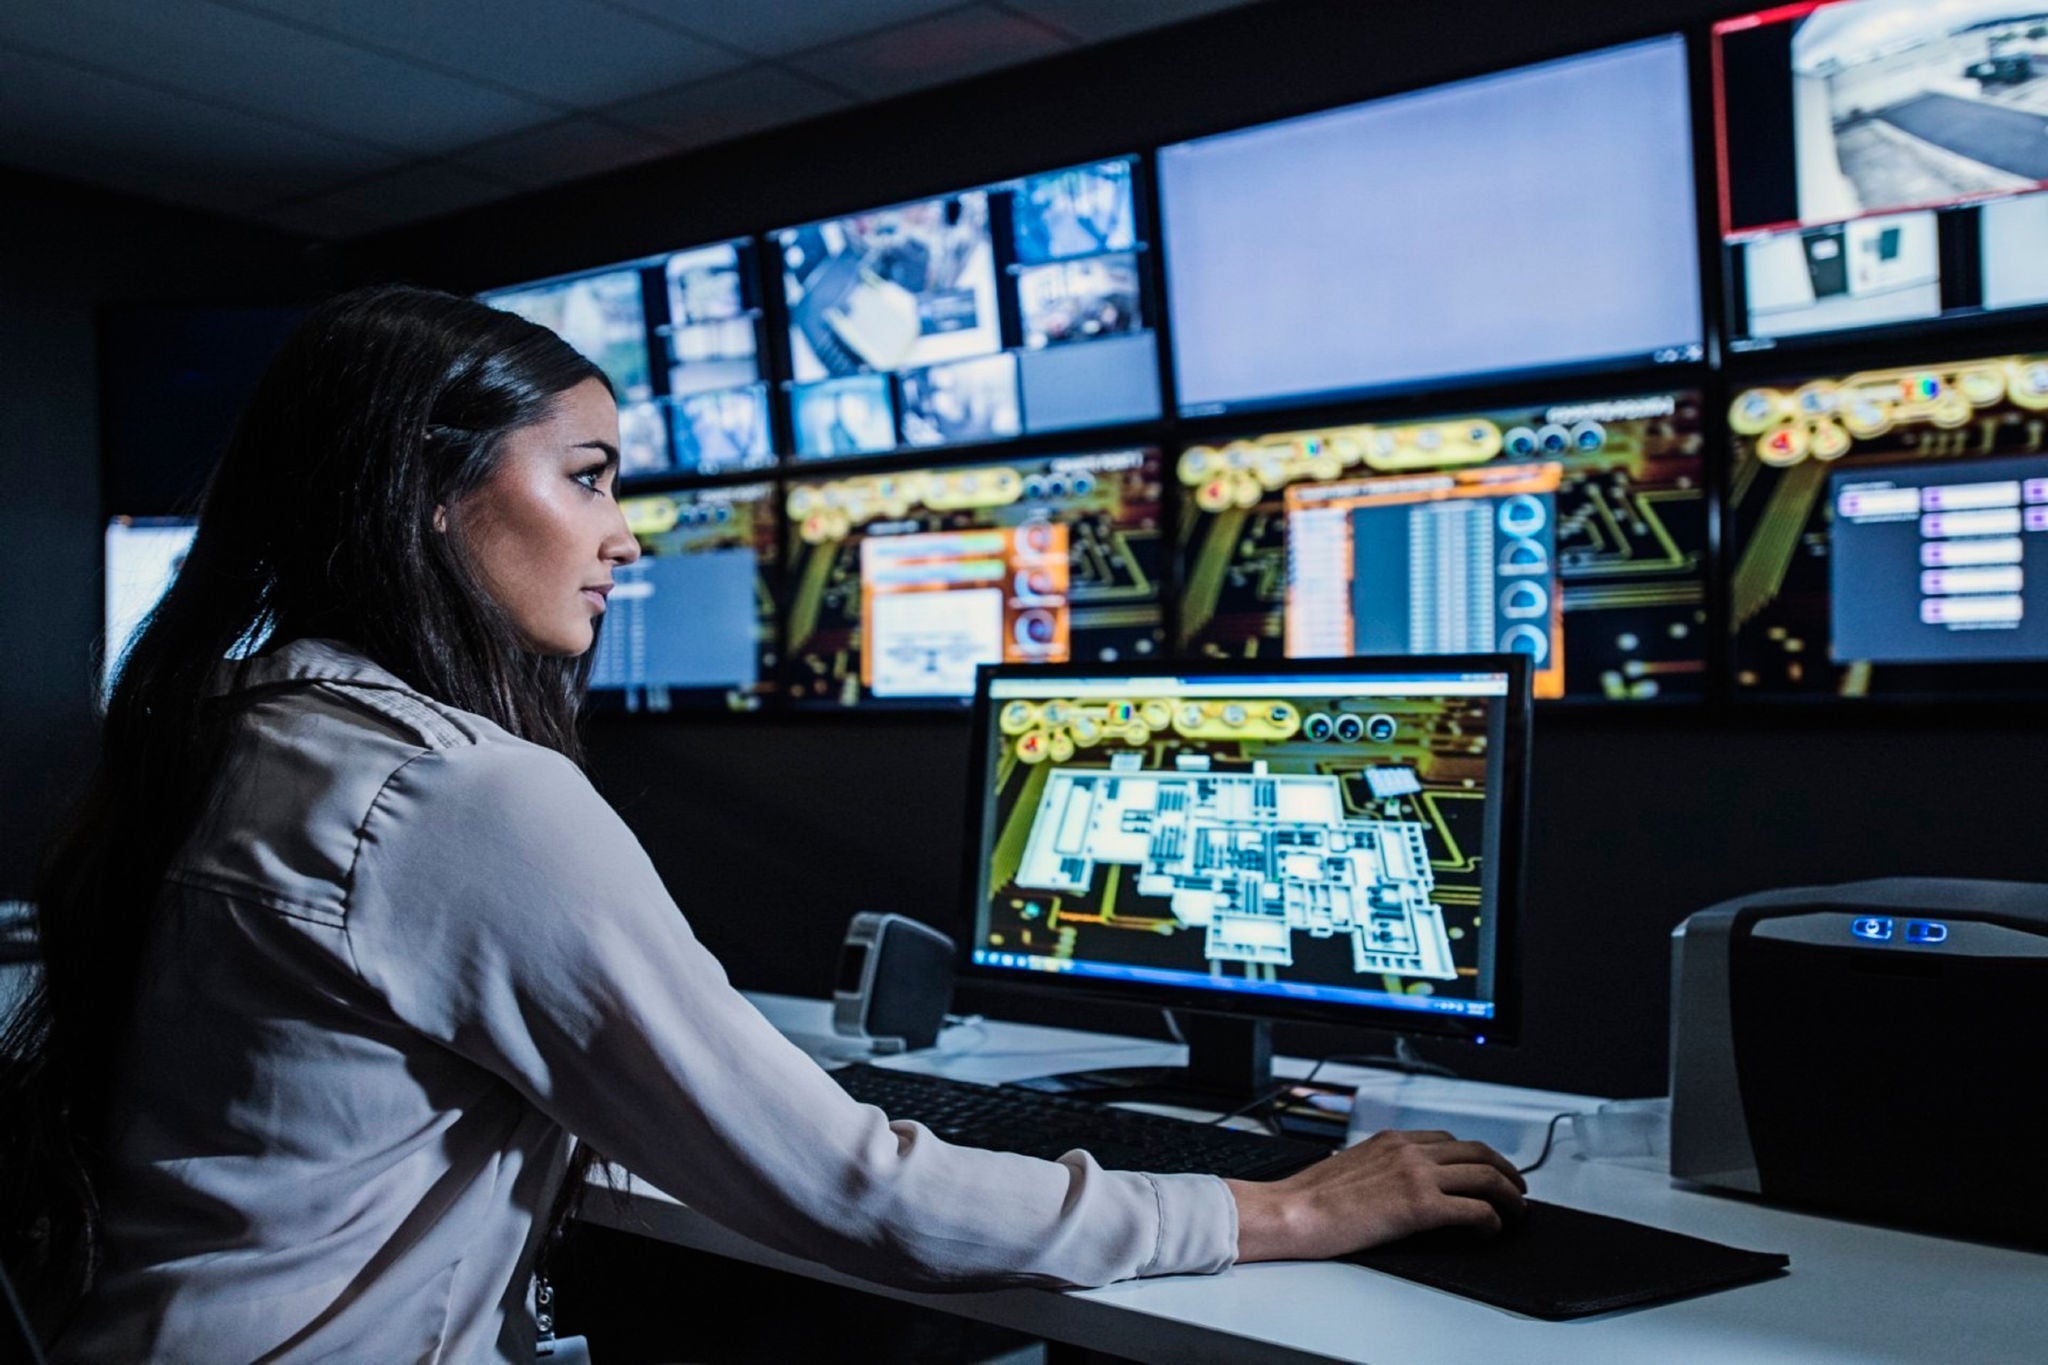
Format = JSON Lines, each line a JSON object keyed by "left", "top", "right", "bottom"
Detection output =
{"left": 452, "top": 377, "right": 640, "bottom": 656}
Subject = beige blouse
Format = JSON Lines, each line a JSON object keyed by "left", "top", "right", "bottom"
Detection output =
{"left": 56, "top": 639, "right": 1236, "bottom": 1363}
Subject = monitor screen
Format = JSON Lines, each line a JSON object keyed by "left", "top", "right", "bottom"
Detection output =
{"left": 1175, "top": 389, "right": 1709, "bottom": 701}
{"left": 783, "top": 449, "right": 1164, "bottom": 706}
{"left": 1157, "top": 35, "right": 1703, "bottom": 418}
{"left": 1728, "top": 350, "right": 2048, "bottom": 698}
{"left": 962, "top": 657, "right": 1528, "bottom": 1042}
{"left": 1714, "top": 1, "right": 2048, "bottom": 353}
{"left": 104, "top": 516, "right": 197, "bottom": 695}
{"left": 481, "top": 240, "right": 774, "bottom": 480}
{"left": 587, "top": 483, "right": 779, "bottom": 712}
{"left": 774, "top": 157, "right": 1160, "bottom": 460}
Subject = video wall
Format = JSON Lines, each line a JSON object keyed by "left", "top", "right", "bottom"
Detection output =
{"left": 109, "top": 2, "right": 2047, "bottom": 715}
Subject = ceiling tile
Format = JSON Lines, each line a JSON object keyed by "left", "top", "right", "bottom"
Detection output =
{"left": 605, "top": 65, "right": 850, "bottom": 151}
{"left": 1003, "top": 0, "right": 1260, "bottom": 44}
{"left": 250, "top": 196, "right": 399, "bottom": 240}
{"left": 781, "top": 5, "right": 1071, "bottom": 102}
{"left": 279, "top": 161, "right": 520, "bottom": 231}
{"left": 231, "top": 0, "right": 745, "bottom": 109}
{"left": 0, "top": 0, "right": 555, "bottom": 156}
{"left": 609, "top": 0, "right": 964, "bottom": 61}
{"left": 449, "top": 116, "right": 674, "bottom": 190}
{"left": 0, "top": 44, "right": 397, "bottom": 216}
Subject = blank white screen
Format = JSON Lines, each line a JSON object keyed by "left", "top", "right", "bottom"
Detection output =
{"left": 1159, "top": 36, "right": 1703, "bottom": 414}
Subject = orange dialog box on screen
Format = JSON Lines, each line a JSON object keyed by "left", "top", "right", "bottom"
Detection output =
{"left": 1284, "top": 462, "right": 1566, "bottom": 699}
{"left": 859, "top": 522, "right": 1070, "bottom": 698}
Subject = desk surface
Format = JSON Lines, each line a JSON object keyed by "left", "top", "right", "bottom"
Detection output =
{"left": 583, "top": 993, "right": 2048, "bottom": 1365}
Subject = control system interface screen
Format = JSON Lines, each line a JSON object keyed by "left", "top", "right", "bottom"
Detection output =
{"left": 1158, "top": 35, "right": 1702, "bottom": 416}
{"left": 1176, "top": 391, "right": 1707, "bottom": 701}
{"left": 970, "top": 669, "right": 1513, "bottom": 1021}
{"left": 481, "top": 240, "right": 774, "bottom": 479}
{"left": 588, "top": 484, "right": 778, "bottom": 712}
{"left": 1715, "top": 1, "right": 2048, "bottom": 352}
{"left": 775, "top": 158, "right": 1159, "bottom": 459}
{"left": 784, "top": 450, "right": 1163, "bottom": 706}
{"left": 1728, "top": 351, "right": 2048, "bottom": 697}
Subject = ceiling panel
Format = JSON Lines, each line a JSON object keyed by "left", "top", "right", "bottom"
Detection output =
{"left": 273, "top": 161, "right": 520, "bottom": 233}
{"left": 782, "top": 4, "right": 1071, "bottom": 102}
{"left": 608, "top": 0, "right": 965, "bottom": 63}
{"left": 0, "top": 0, "right": 554, "bottom": 156}
{"left": 230, "top": 0, "right": 745, "bottom": 109}
{"left": 450, "top": 116, "right": 675, "bottom": 190}
{"left": 1004, "top": 0, "right": 1259, "bottom": 44}
{"left": 603, "top": 65, "right": 851, "bottom": 153}
{"left": 0, "top": 43, "right": 397, "bottom": 215}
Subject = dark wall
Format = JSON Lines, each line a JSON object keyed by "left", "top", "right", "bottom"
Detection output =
{"left": 0, "top": 167, "right": 322, "bottom": 897}
{"left": 338, "top": 0, "right": 2042, "bottom": 1099}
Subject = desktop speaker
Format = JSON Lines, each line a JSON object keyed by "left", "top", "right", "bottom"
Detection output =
{"left": 1670, "top": 877, "right": 2048, "bottom": 1249}
{"left": 831, "top": 913, "right": 956, "bottom": 1054}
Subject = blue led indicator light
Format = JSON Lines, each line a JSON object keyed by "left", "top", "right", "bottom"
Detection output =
{"left": 1906, "top": 920, "right": 1949, "bottom": 945}
{"left": 1851, "top": 917, "right": 1895, "bottom": 942}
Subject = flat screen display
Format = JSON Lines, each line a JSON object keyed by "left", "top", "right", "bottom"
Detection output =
{"left": 1715, "top": 1, "right": 2048, "bottom": 352}
{"left": 1727, "top": 351, "right": 2048, "bottom": 698}
{"left": 965, "top": 660, "right": 1522, "bottom": 1038}
{"left": 1176, "top": 390, "right": 1709, "bottom": 701}
{"left": 783, "top": 449, "right": 1164, "bottom": 706}
{"left": 587, "top": 483, "right": 778, "bottom": 711}
{"left": 1157, "top": 35, "right": 1703, "bottom": 418}
{"left": 103, "top": 516, "right": 196, "bottom": 696}
{"left": 481, "top": 240, "right": 774, "bottom": 480}
{"left": 774, "top": 158, "right": 1160, "bottom": 460}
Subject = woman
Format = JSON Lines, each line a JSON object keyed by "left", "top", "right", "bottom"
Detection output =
{"left": 2, "top": 286, "right": 1524, "bottom": 1361}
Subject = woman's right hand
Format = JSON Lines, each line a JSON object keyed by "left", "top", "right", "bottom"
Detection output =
{"left": 1223, "top": 1128, "right": 1527, "bottom": 1263}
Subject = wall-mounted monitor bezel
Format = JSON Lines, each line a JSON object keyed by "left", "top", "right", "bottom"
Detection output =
{"left": 1726, "top": 348, "right": 2048, "bottom": 701}
{"left": 771, "top": 155, "right": 1163, "bottom": 464}
{"left": 1156, "top": 33, "right": 1706, "bottom": 421}
{"left": 1713, "top": 0, "right": 2048, "bottom": 356}
{"left": 479, "top": 239, "right": 776, "bottom": 483}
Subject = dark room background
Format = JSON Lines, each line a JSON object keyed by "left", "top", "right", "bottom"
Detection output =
{"left": 7, "top": 0, "right": 2045, "bottom": 1101}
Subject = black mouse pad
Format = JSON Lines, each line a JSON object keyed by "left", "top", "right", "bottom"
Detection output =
{"left": 1344, "top": 1198, "right": 1789, "bottom": 1320}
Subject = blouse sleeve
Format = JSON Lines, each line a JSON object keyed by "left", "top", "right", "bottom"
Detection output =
{"left": 343, "top": 739, "right": 1239, "bottom": 1291}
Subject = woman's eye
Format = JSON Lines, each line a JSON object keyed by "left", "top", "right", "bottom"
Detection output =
{"left": 573, "top": 465, "right": 609, "bottom": 492}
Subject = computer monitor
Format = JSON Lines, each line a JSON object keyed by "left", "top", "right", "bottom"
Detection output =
{"left": 773, "top": 157, "right": 1161, "bottom": 460}
{"left": 480, "top": 239, "right": 774, "bottom": 479}
{"left": 104, "top": 515, "right": 197, "bottom": 698}
{"left": 960, "top": 655, "right": 1530, "bottom": 1106}
{"left": 1714, "top": 1, "right": 2048, "bottom": 354}
{"left": 783, "top": 449, "right": 1164, "bottom": 707}
{"left": 1727, "top": 350, "right": 2048, "bottom": 699}
{"left": 1175, "top": 389, "right": 1708, "bottom": 702}
{"left": 1156, "top": 35, "right": 1703, "bottom": 418}
{"left": 586, "top": 484, "right": 778, "bottom": 712}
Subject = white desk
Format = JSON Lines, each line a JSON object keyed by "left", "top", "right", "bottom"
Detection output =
{"left": 581, "top": 993, "right": 2048, "bottom": 1365}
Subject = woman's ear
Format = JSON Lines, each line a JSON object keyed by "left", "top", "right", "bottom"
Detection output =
{"left": 432, "top": 504, "right": 448, "bottom": 533}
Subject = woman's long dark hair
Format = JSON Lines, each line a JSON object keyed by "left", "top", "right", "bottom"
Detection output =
{"left": 1, "top": 284, "right": 613, "bottom": 1334}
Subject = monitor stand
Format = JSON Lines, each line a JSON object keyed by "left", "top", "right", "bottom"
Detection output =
{"left": 1004, "top": 1013, "right": 1456, "bottom": 1116}
{"left": 1005, "top": 1013, "right": 1278, "bottom": 1113}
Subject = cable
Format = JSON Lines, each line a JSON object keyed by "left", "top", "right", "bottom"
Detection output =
{"left": 1516, "top": 1111, "right": 1576, "bottom": 1175}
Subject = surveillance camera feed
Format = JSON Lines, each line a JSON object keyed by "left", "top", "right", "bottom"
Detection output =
{"left": 1715, "top": 0, "right": 2048, "bottom": 351}
{"left": 587, "top": 484, "right": 779, "bottom": 712}
{"left": 1157, "top": 35, "right": 1703, "bottom": 417}
{"left": 774, "top": 157, "right": 1160, "bottom": 460}
{"left": 1175, "top": 390, "right": 1708, "bottom": 701}
{"left": 480, "top": 240, "right": 774, "bottom": 479}
{"left": 1728, "top": 350, "right": 2048, "bottom": 698}
{"left": 784, "top": 449, "right": 1164, "bottom": 706}
{"left": 969, "top": 667, "right": 1512, "bottom": 1024}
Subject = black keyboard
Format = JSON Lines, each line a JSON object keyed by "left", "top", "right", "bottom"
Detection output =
{"left": 831, "top": 1063, "right": 1328, "bottom": 1181}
